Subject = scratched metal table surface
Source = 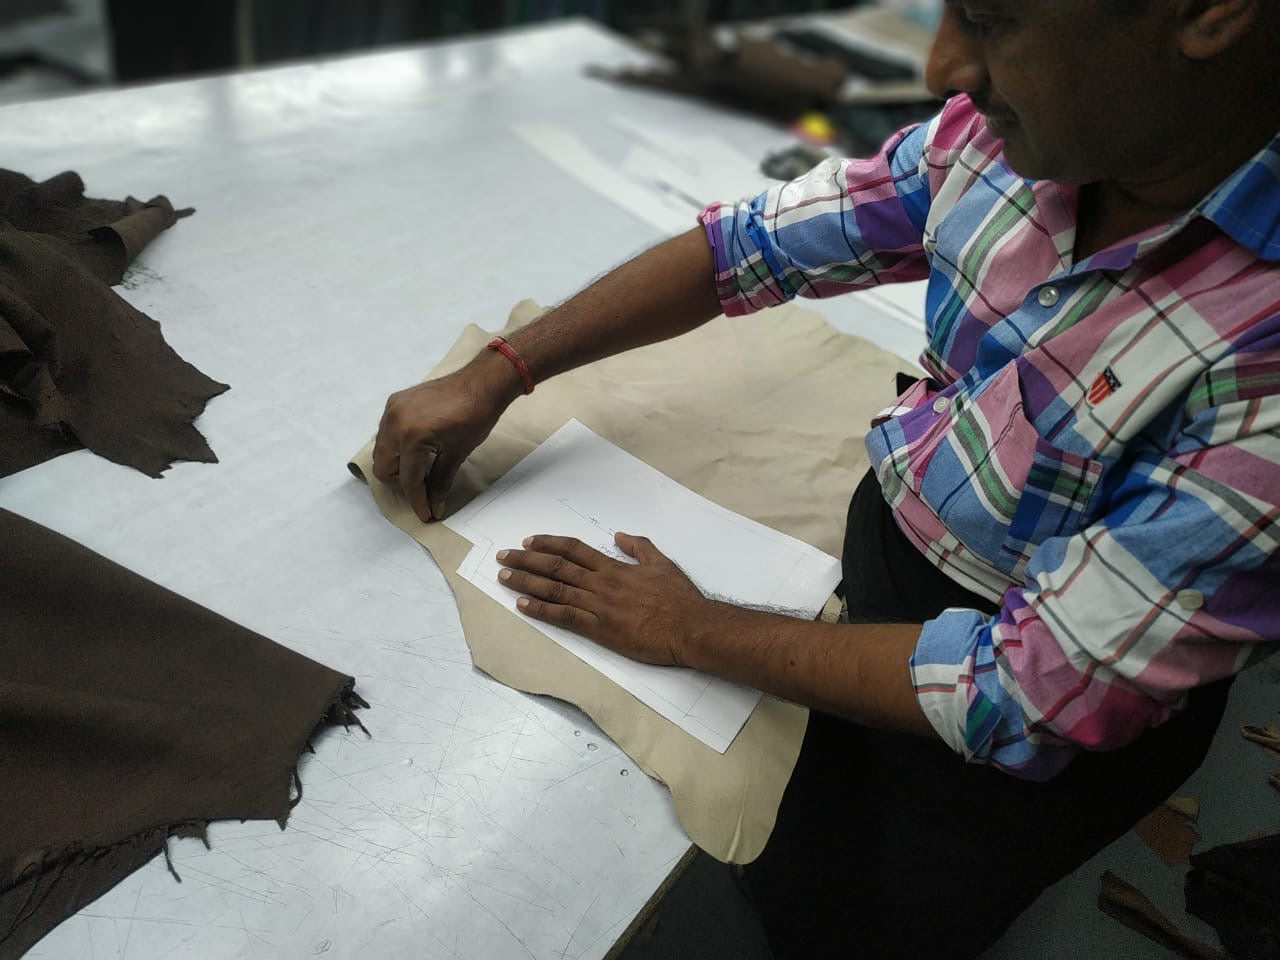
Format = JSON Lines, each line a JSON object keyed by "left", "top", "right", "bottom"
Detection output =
{"left": 0, "top": 19, "right": 922, "bottom": 960}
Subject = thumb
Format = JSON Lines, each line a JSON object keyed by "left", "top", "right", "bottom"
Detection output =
{"left": 614, "top": 531, "right": 663, "bottom": 563}
{"left": 426, "top": 449, "right": 463, "bottom": 521}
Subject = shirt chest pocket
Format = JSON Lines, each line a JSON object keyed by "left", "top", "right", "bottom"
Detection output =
{"left": 916, "top": 364, "right": 1105, "bottom": 581}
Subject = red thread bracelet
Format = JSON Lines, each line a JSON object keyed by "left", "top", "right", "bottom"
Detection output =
{"left": 486, "top": 336, "right": 535, "bottom": 395}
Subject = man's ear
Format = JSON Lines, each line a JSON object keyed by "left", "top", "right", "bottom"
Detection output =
{"left": 1178, "top": 0, "right": 1261, "bottom": 59}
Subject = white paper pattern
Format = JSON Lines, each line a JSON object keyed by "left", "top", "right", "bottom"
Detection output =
{"left": 445, "top": 420, "right": 841, "bottom": 753}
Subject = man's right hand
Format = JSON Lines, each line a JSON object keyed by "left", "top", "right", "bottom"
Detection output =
{"left": 370, "top": 227, "right": 722, "bottom": 522}
{"left": 372, "top": 356, "right": 518, "bottom": 522}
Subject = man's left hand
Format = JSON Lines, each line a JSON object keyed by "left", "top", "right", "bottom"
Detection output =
{"left": 495, "top": 533, "right": 717, "bottom": 667}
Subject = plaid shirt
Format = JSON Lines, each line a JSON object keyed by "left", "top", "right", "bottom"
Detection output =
{"left": 699, "top": 95, "right": 1280, "bottom": 780}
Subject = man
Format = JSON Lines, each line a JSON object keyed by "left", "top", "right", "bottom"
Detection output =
{"left": 374, "top": 1, "right": 1280, "bottom": 955}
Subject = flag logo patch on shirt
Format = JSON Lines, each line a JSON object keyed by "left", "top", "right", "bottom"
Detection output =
{"left": 1087, "top": 367, "right": 1122, "bottom": 406}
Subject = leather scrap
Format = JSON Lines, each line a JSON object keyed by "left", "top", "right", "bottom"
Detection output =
{"left": 0, "top": 169, "right": 227, "bottom": 478}
{"left": 1097, "top": 871, "right": 1228, "bottom": 960}
{"left": 1186, "top": 833, "right": 1280, "bottom": 960}
{"left": 350, "top": 298, "right": 915, "bottom": 863}
{"left": 0, "top": 509, "right": 366, "bottom": 959}
{"left": 1241, "top": 721, "right": 1280, "bottom": 758}
{"left": 1135, "top": 803, "right": 1201, "bottom": 867}
{"left": 1166, "top": 796, "right": 1202, "bottom": 823}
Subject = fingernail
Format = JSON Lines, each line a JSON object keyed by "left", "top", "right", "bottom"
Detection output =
{"left": 498, "top": 569, "right": 512, "bottom": 582}
{"left": 522, "top": 537, "right": 532, "bottom": 547}
{"left": 496, "top": 549, "right": 509, "bottom": 560}
{"left": 517, "top": 597, "right": 530, "bottom": 609}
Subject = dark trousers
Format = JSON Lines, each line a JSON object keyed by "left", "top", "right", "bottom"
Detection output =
{"left": 742, "top": 470, "right": 1232, "bottom": 960}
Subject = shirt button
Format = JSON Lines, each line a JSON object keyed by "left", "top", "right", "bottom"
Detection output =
{"left": 932, "top": 396, "right": 950, "bottom": 413}
{"left": 1037, "top": 286, "right": 1061, "bottom": 308}
{"left": 1176, "top": 589, "right": 1204, "bottom": 611}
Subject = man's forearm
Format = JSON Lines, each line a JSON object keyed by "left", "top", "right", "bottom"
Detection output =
{"left": 485, "top": 227, "right": 723, "bottom": 394}
{"left": 683, "top": 606, "right": 936, "bottom": 737}
{"left": 374, "top": 227, "right": 725, "bottom": 520}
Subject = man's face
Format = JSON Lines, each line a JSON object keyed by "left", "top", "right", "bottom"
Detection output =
{"left": 925, "top": 0, "right": 1186, "bottom": 184}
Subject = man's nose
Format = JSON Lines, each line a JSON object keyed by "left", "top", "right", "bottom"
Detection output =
{"left": 924, "top": 7, "right": 989, "bottom": 100}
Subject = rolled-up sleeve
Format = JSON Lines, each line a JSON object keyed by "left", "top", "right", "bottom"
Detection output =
{"left": 911, "top": 370, "right": 1280, "bottom": 781}
{"left": 698, "top": 107, "right": 951, "bottom": 317}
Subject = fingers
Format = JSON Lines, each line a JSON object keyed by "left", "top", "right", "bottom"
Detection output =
{"left": 375, "top": 394, "right": 446, "bottom": 521}
{"left": 398, "top": 444, "right": 437, "bottom": 522}
{"left": 425, "top": 450, "right": 461, "bottom": 522}
{"left": 511, "top": 594, "right": 600, "bottom": 635}
{"left": 519, "top": 535, "right": 611, "bottom": 571}
{"left": 371, "top": 446, "right": 398, "bottom": 483}
{"left": 497, "top": 546, "right": 591, "bottom": 586}
{"left": 371, "top": 406, "right": 399, "bottom": 482}
{"left": 496, "top": 546, "right": 602, "bottom": 636}
{"left": 497, "top": 566, "right": 594, "bottom": 610}
{"left": 614, "top": 531, "right": 663, "bottom": 564}
{"left": 373, "top": 381, "right": 482, "bottom": 522}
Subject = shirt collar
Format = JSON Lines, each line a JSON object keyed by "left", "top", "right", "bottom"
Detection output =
{"left": 1028, "top": 127, "right": 1280, "bottom": 273}
{"left": 1195, "top": 128, "right": 1280, "bottom": 261}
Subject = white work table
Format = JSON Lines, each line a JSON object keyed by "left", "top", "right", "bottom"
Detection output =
{"left": 0, "top": 19, "right": 922, "bottom": 960}
{"left": 9, "top": 16, "right": 1270, "bottom": 960}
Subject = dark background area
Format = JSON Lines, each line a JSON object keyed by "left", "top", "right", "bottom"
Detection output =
{"left": 1, "top": 0, "right": 877, "bottom": 89}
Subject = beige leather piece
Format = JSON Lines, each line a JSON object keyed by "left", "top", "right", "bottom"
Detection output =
{"left": 350, "top": 299, "right": 916, "bottom": 862}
